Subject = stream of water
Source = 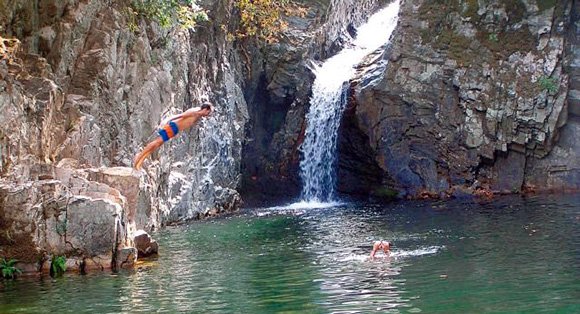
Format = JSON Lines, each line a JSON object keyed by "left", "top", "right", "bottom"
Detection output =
{"left": 299, "top": 1, "right": 400, "bottom": 202}
{"left": 1, "top": 194, "right": 578, "bottom": 313}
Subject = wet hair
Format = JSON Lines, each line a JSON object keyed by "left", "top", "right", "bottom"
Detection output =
{"left": 201, "top": 102, "right": 211, "bottom": 111}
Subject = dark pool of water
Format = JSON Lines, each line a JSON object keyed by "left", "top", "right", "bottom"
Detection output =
{"left": 1, "top": 194, "right": 579, "bottom": 313}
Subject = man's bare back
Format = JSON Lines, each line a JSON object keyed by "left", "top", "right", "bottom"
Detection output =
{"left": 174, "top": 107, "right": 206, "bottom": 131}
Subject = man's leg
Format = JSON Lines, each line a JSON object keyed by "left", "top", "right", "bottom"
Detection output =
{"left": 134, "top": 137, "right": 164, "bottom": 170}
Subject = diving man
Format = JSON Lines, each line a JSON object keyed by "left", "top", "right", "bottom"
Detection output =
{"left": 133, "top": 102, "right": 213, "bottom": 170}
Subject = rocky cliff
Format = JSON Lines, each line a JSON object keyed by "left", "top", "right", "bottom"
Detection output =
{"left": 0, "top": 0, "right": 386, "bottom": 272}
{"left": 241, "top": 0, "right": 579, "bottom": 201}
{"left": 339, "top": 0, "right": 579, "bottom": 198}
{"left": 0, "top": 0, "right": 249, "bottom": 272}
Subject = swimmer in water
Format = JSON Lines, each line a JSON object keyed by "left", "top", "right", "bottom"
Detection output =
{"left": 370, "top": 240, "right": 390, "bottom": 259}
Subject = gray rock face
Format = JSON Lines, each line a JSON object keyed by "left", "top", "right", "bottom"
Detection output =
{"left": 566, "top": 1, "right": 580, "bottom": 117}
{"left": 0, "top": 166, "right": 136, "bottom": 271}
{"left": 0, "top": 0, "right": 249, "bottom": 271}
{"left": 340, "top": 0, "right": 578, "bottom": 197}
{"left": 65, "top": 196, "right": 121, "bottom": 257}
{"left": 525, "top": 117, "right": 580, "bottom": 191}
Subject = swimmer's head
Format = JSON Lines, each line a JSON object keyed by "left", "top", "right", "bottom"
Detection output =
{"left": 201, "top": 102, "right": 212, "bottom": 111}
{"left": 200, "top": 102, "right": 213, "bottom": 116}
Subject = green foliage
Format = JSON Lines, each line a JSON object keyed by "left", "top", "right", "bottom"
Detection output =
{"left": 150, "top": 51, "right": 159, "bottom": 64}
{"left": 488, "top": 33, "right": 498, "bottom": 42}
{"left": 127, "top": 0, "right": 208, "bottom": 31}
{"left": 538, "top": 76, "right": 559, "bottom": 94}
{"left": 1, "top": 258, "right": 22, "bottom": 279}
{"left": 51, "top": 255, "right": 67, "bottom": 277}
{"left": 234, "top": 0, "right": 306, "bottom": 43}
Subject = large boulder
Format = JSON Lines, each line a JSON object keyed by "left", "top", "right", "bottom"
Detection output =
{"left": 0, "top": 166, "right": 140, "bottom": 272}
{"left": 65, "top": 197, "right": 121, "bottom": 257}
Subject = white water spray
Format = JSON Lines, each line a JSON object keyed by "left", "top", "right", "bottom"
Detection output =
{"left": 299, "top": 1, "right": 400, "bottom": 203}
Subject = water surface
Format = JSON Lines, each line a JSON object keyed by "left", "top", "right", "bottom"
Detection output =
{"left": 1, "top": 194, "right": 579, "bottom": 313}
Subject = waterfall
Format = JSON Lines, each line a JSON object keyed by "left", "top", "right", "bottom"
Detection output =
{"left": 299, "top": 0, "right": 400, "bottom": 203}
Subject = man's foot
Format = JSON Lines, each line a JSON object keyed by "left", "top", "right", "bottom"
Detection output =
{"left": 133, "top": 154, "right": 143, "bottom": 170}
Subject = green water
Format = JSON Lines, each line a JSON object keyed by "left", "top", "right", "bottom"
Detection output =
{"left": 1, "top": 195, "right": 579, "bottom": 313}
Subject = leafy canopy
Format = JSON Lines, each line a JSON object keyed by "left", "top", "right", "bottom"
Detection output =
{"left": 234, "top": 0, "right": 306, "bottom": 43}
{"left": 127, "top": 0, "right": 208, "bottom": 31}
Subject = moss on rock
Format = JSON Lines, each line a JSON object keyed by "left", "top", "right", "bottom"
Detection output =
{"left": 371, "top": 187, "right": 399, "bottom": 200}
{"left": 477, "top": 27, "right": 537, "bottom": 60}
{"left": 419, "top": 0, "right": 538, "bottom": 63}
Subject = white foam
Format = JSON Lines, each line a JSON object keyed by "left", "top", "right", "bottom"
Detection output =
{"left": 266, "top": 200, "right": 345, "bottom": 211}
{"left": 338, "top": 254, "right": 370, "bottom": 262}
{"left": 337, "top": 246, "right": 444, "bottom": 262}
{"left": 389, "top": 246, "right": 444, "bottom": 258}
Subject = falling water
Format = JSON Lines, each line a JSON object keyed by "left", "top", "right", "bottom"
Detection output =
{"left": 299, "top": 1, "right": 400, "bottom": 203}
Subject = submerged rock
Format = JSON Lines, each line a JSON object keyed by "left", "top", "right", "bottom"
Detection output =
{"left": 133, "top": 230, "right": 159, "bottom": 258}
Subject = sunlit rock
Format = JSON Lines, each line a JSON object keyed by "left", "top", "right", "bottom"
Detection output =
{"left": 345, "top": 0, "right": 577, "bottom": 197}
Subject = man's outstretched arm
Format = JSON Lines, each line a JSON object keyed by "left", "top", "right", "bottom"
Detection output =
{"left": 158, "top": 107, "right": 203, "bottom": 127}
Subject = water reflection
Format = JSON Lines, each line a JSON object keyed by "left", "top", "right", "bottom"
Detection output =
{"left": 0, "top": 195, "right": 578, "bottom": 313}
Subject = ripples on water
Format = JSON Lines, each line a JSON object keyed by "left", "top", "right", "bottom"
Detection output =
{"left": 0, "top": 195, "right": 579, "bottom": 313}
